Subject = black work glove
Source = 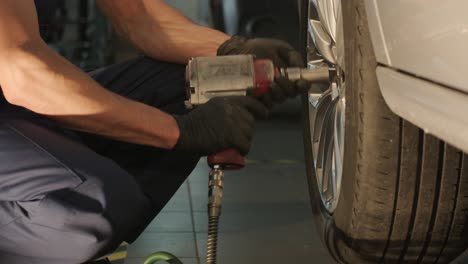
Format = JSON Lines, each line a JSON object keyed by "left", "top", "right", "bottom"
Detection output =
{"left": 217, "top": 36, "right": 310, "bottom": 108}
{"left": 173, "top": 96, "right": 269, "bottom": 156}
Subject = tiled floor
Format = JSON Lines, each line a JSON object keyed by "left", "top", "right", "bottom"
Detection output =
{"left": 124, "top": 100, "right": 334, "bottom": 264}
{"left": 120, "top": 97, "right": 468, "bottom": 264}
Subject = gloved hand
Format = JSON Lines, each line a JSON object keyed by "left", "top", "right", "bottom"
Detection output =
{"left": 217, "top": 36, "right": 310, "bottom": 108}
{"left": 173, "top": 96, "right": 269, "bottom": 156}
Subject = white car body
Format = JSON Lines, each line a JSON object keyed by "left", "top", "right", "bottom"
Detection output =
{"left": 364, "top": 0, "right": 468, "bottom": 153}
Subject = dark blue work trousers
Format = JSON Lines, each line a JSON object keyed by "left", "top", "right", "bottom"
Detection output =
{"left": 0, "top": 57, "right": 200, "bottom": 264}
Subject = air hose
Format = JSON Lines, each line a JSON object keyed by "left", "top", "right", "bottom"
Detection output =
{"left": 206, "top": 165, "right": 223, "bottom": 264}
{"left": 144, "top": 168, "right": 224, "bottom": 264}
{"left": 143, "top": 252, "right": 183, "bottom": 264}
{"left": 143, "top": 167, "right": 223, "bottom": 264}
{"left": 206, "top": 216, "right": 220, "bottom": 263}
{"left": 143, "top": 205, "right": 222, "bottom": 264}
{"left": 144, "top": 150, "right": 243, "bottom": 264}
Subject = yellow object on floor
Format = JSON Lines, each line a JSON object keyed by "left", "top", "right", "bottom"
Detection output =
{"left": 108, "top": 242, "right": 128, "bottom": 264}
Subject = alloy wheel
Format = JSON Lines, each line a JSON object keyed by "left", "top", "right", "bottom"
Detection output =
{"left": 307, "top": 0, "right": 345, "bottom": 213}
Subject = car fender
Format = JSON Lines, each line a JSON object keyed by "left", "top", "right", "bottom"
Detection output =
{"left": 364, "top": 0, "right": 468, "bottom": 152}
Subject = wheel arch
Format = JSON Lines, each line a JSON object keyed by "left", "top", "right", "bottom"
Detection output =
{"left": 363, "top": 0, "right": 468, "bottom": 153}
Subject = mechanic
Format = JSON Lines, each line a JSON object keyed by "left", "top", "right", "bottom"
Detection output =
{"left": 0, "top": 1, "right": 305, "bottom": 263}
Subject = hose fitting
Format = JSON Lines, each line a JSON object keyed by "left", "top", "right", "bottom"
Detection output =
{"left": 207, "top": 165, "right": 224, "bottom": 264}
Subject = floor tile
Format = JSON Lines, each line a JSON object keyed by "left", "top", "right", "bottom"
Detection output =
{"left": 189, "top": 164, "right": 311, "bottom": 212}
{"left": 187, "top": 159, "right": 211, "bottom": 183}
{"left": 162, "top": 183, "right": 191, "bottom": 212}
{"left": 144, "top": 211, "right": 193, "bottom": 233}
{"left": 192, "top": 208, "right": 314, "bottom": 234}
{"left": 127, "top": 233, "right": 197, "bottom": 259}
{"left": 196, "top": 232, "right": 332, "bottom": 261}
{"left": 248, "top": 123, "right": 304, "bottom": 162}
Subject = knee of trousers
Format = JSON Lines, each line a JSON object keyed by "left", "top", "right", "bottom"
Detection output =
{"left": 0, "top": 174, "right": 151, "bottom": 263}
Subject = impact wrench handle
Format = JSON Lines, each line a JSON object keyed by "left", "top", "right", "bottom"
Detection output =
{"left": 207, "top": 149, "right": 245, "bottom": 217}
{"left": 208, "top": 149, "right": 246, "bottom": 170}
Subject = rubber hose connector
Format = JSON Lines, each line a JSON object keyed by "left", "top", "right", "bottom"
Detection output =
{"left": 206, "top": 216, "right": 220, "bottom": 264}
{"left": 143, "top": 252, "right": 184, "bottom": 264}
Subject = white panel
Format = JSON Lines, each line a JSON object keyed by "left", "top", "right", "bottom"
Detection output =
{"left": 363, "top": 0, "right": 391, "bottom": 65}
{"left": 165, "top": 0, "right": 200, "bottom": 22}
{"left": 377, "top": 66, "right": 468, "bottom": 153}
{"left": 374, "top": 0, "right": 468, "bottom": 92}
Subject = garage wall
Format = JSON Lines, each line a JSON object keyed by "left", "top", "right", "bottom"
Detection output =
{"left": 165, "top": 0, "right": 204, "bottom": 23}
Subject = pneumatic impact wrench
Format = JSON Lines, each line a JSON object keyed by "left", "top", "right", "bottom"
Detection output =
{"left": 186, "top": 55, "right": 329, "bottom": 264}
{"left": 144, "top": 55, "right": 328, "bottom": 264}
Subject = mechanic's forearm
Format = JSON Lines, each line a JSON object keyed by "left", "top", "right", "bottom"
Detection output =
{"left": 0, "top": 43, "right": 179, "bottom": 149}
{"left": 97, "top": 0, "right": 230, "bottom": 64}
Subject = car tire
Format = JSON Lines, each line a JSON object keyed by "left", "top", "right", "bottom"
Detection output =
{"left": 301, "top": 0, "right": 468, "bottom": 263}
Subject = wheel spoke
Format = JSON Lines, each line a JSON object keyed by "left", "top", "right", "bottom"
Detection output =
{"left": 322, "top": 137, "right": 334, "bottom": 203}
{"left": 316, "top": 95, "right": 336, "bottom": 172}
{"left": 322, "top": 99, "right": 339, "bottom": 203}
{"left": 307, "top": 0, "right": 345, "bottom": 214}
{"left": 309, "top": 89, "right": 331, "bottom": 190}
{"left": 310, "top": 89, "right": 332, "bottom": 165}
{"left": 333, "top": 97, "right": 345, "bottom": 183}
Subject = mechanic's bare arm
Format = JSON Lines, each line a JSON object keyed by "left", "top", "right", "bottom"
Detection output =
{"left": 0, "top": 0, "right": 179, "bottom": 149}
{"left": 96, "top": 0, "right": 230, "bottom": 64}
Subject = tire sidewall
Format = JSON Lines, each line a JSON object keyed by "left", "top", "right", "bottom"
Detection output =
{"left": 302, "top": 0, "right": 372, "bottom": 261}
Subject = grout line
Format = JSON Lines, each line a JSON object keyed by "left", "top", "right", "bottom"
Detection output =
{"left": 160, "top": 210, "right": 194, "bottom": 213}
{"left": 187, "top": 179, "right": 202, "bottom": 264}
